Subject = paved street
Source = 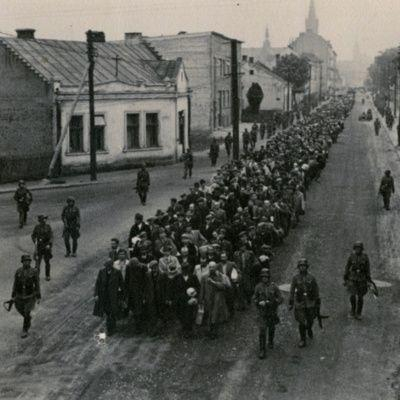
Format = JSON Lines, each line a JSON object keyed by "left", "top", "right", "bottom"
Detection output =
{"left": 1, "top": 97, "right": 400, "bottom": 400}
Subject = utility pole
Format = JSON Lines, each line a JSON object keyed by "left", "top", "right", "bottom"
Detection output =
{"left": 86, "top": 30, "right": 97, "bottom": 181}
{"left": 231, "top": 39, "right": 240, "bottom": 161}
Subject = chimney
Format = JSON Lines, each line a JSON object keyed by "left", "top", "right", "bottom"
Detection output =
{"left": 249, "top": 56, "right": 254, "bottom": 64}
{"left": 178, "top": 31, "right": 187, "bottom": 35}
{"left": 16, "top": 29, "right": 35, "bottom": 39}
{"left": 242, "top": 55, "right": 248, "bottom": 62}
{"left": 90, "top": 31, "right": 106, "bottom": 43}
{"left": 125, "top": 32, "right": 142, "bottom": 40}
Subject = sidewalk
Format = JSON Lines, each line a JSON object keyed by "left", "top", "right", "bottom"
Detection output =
{"left": 0, "top": 147, "right": 213, "bottom": 195}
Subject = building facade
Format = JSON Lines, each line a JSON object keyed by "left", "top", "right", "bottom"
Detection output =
{"left": 241, "top": 57, "right": 292, "bottom": 112}
{"left": 148, "top": 32, "right": 242, "bottom": 138}
{"left": 0, "top": 30, "right": 189, "bottom": 181}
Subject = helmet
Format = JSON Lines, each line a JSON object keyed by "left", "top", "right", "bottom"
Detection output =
{"left": 297, "top": 258, "right": 309, "bottom": 268}
{"left": 21, "top": 254, "right": 32, "bottom": 263}
{"left": 260, "top": 268, "right": 270, "bottom": 277}
{"left": 67, "top": 196, "right": 75, "bottom": 203}
{"left": 353, "top": 241, "right": 363, "bottom": 250}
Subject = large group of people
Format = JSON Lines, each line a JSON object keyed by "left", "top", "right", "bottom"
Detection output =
{"left": 91, "top": 96, "right": 353, "bottom": 355}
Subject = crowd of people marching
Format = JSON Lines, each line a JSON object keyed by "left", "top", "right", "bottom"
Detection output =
{"left": 93, "top": 96, "right": 354, "bottom": 342}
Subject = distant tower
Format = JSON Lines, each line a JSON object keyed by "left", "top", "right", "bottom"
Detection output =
{"left": 261, "top": 24, "right": 273, "bottom": 65}
{"left": 305, "top": 0, "right": 319, "bottom": 34}
{"left": 262, "top": 25, "right": 271, "bottom": 50}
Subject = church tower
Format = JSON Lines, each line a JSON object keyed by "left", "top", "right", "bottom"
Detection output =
{"left": 305, "top": 0, "right": 319, "bottom": 34}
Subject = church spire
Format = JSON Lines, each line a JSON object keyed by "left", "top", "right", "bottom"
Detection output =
{"left": 306, "top": 0, "right": 319, "bottom": 34}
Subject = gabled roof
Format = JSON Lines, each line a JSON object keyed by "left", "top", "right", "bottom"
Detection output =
{"left": 0, "top": 36, "right": 180, "bottom": 87}
{"left": 148, "top": 58, "right": 183, "bottom": 81}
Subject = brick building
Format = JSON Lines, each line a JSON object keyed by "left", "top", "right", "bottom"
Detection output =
{"left": 0, "top": 30, "right": 189, "bottom": 182}
{"left": 147, "top": 31, "right": 242, "bottom": 139}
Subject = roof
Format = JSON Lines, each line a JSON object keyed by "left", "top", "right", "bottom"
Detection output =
{"left": 302, "top": 52, "right": 322, "bottom": 63}
{"left": 148, "top": 58, "right": 182, "bottom": 81}
{"left": 0, "top": 36, "right": 180, "bottom": 87}
{"left": 148, "top": 31, "right": 243, "bottom": 44}
{"left": 242, "top": 59, "right": 288, "bottom": 84}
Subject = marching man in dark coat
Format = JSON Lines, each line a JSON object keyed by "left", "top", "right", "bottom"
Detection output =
{"left": 254, "top": 268, "right": 283, "bottom": 358}
{"left": 10, "top": 254, "right": 41, "bottom": 338}
{"left": 374, "top": 118, "right": 381, "bottom": 136}
{"left": 136, "top": 164, "right": 150, "bottom": 205}
{"left": 93, "top": 260, "right": 124, "bottom": 335}
{"left": 14, "top": 180, "right": 32, "bottom": 228}
{"left": 181, "top": 148, "right": 194, "bottom": 179}
{"left": 61, "top": 196, "right": 80, "bottom": 257}
{"left": 289, "top": 258, "right": 320, "bottom": 348}
{"left": 344, "top": 241, "right": 371, "bottom": 320}
{"left": 31, "top": 215, "right": 53, "bottom": 281}
{"left": 379, "top": 170, "right": 395, "bottom": 210}
{"left": 224, "top": 132, "right": 233, "bottom": 158}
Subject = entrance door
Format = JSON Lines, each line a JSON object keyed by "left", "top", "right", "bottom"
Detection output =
{"left": 179, "top": 110, "right": 185, "bottom": 152}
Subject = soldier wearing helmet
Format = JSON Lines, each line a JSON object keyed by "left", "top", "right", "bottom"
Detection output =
{"left": 13, "top": 179, "right": 33, "bottom": 228}
{"left": 344, "top": 241, "right": 371, "bottom": 320}
{"left": 253, "top": 268, "right": 283, "bottom": 359}
{"left": 379, "top": 170, "right": 395, "bottom": 210}
{"left": 61, "top": 196, "right": 81, "bottom": 257}
{"left": 289, "top": 258, "right": 320, "bottom": 348}
{"left": 10, "top": 254, "right": 41, "bottom": 338}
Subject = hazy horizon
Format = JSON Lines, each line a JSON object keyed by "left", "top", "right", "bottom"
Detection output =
{"left": 0, "top": 0, "right": 399, "bottom": 61}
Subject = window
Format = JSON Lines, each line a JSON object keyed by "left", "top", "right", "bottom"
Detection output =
{"left": 126, "top": 113, "right": 140, "bottom": 149}
{"left": 146, "top": 113, "right": 159, "bottom": 147}
{"left": 249, "top": 69, "right": 254, "bottom": 75}
{"left": 94, "top": 115, "right": 106, "bottom": 151}
{"left": 220, "top": 59, "right": 224, "bottom": 77}
{"left": 69, "top": 115, "right": 84, "bottom": 153}
{"left": 226, "top": 90, "right": 230, "bottom": 106}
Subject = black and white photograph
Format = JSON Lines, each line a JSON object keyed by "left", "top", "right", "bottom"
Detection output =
{"left": 0, "top": 0, "right": 399, "bottom": 399}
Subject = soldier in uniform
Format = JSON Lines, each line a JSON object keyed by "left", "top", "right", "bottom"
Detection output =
{"left": 31, "top": 215, "right": 53, "bottom": 281}
{"left": 224, "top": 132, "right": 233, "bottom": 158}
{"left": 254, "top": 268, "right": 283, "bottom": 359}
{"left": 289, "top": 258, "right": 320, "bottom": 348}
{"left": 14, "top": 180, "right": 33, "bottom": 228}
{"left": 209, "top": 138, "right": 220, "bottom": 167}
{"left": 374, "top": 118, "right": 381, "bottom": 136}
{"left": 11, "top": 254, "right": 41, "bottom": 338}
{"left": 61, "top": 196, "right": 80, "bottom": 257}
{"left": 344, "top": 241, "right": 371, "bottom": 320}
{"left": 136, "top": 164, "right": 150, "bottom": 205}
{"left": 181, "top": 148, "right": 194, "bottom": 179}
{"left": 379, "top": 170, "right": 395, "bottom": 210}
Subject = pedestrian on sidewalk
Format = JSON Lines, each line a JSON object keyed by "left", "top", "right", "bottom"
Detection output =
{"left": 224, "top": 132, "right": 233, "bottom": 158}
{"left": 9, "top": 254, "right": 41, "bottom": 338}
{"left": 31, "top": 215, "right": 53, "bottom": 281}
{"left": 136, "top": 164, "right": 150, "bottom": 205}
{"left": 374, "top": 118, "right": 381, "bottom": 136}
{"left": 14, "top": 180, "right": 32, "bottom": 228}
{"left": 242, "top": 129, "right": 250, "bottom": 153}
{"left": 343, "top": 242, "right": 371, "bottom": 320}
{"left": 379, "top": 170, "right": 395, "bottom": 210}
{"left": 181, "top": 148, "right": 194, "bottom": 179}
{"left": 62, "top": 196, "right": 80, "bottom": 257}
{"left": 289, "top": 258, "right": 320, "bottom": 348}
{"left": 254, "top": 268, "right": 283, "bottom": 359}
{"left": 209, "top": 138, "right": 219, "bottom": 167}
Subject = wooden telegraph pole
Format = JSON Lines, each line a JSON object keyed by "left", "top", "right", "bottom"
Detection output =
{"left": 231, "top": 39, "right": 240, "bottom": 161}
{"left": 86, "top": 30, "right": 97, "bottom": 181}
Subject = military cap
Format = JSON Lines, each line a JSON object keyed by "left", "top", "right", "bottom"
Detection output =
{"left": 37, "top": 215, "right": 48, "bottom": 221}
{"left": 21, "top": 254, "right": 32, "bottom": 263}
{"left": 67, "top": 196, "right": 75, "bottom": 203}
{"left": 260, "top": 268, "right": 270, "bottom": 277}
{"left": 297, "top": 258, "right": 309, "bottom": 267}
{"left": 18, "top": 179, "right": 25, "bottom": 185}
{"left": 353, "top": 241, "right": 363, "bottom": 250}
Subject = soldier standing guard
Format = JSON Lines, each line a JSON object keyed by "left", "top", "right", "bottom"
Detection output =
{"left": 379, "top": 170, "right": 395, "bottom": 210}
{"left": 62, "top": 196, "right": 81, "bottom": 257}
{"left": 136, "top": 164, "right": 150, "bottom": 205}
{"left": 289, "top": 258, "right": 320, "bottom": 348}
{"left": 14, "top": 180, "right": 32, "bottom": 228}
{"left": 31, "top": 215, "right": 53, "bottom": 281}
{"left": 343, "top": 241, "right": 371, "bottom": 320}
{"left": 181, "top": 148, "right": 194, "bottom": 179}
{"left": 254, "top": 268, "right": 283, "bottom": 359}
{"left": 10, "top": 254, "right": 41, "bottom": 338}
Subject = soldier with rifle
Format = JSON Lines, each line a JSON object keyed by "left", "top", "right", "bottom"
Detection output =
{"left": 6, "top": 254, "right": 41, "bottom": 338}
{"left": 31, "top": 215, "right": 53, "bottom": 281}
{"left": 253, "top": 268, "right": 283, "bottom": 359}
{"left": 344, "top": 241, "right": 371, "bottom": 320}
{"left": 14, "top": 180, "right": 32, "bottom": 228}
{"left": 379, "top": 170, "right": 395, "bottom": 210}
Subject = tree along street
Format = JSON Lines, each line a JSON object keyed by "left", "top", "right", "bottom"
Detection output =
{"left": 1, "top": 96, "right": 400, "bottom": 399}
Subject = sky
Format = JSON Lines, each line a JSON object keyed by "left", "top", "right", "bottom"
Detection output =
{"left": 0, "top": 0, "right": 399, "bottom": 61}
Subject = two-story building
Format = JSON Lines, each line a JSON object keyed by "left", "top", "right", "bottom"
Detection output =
{"left": 147, "top": 31, "right": 242, "bottom": 139}
{"left": 0, "top": 29, "right": 189, "bottom": 182}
